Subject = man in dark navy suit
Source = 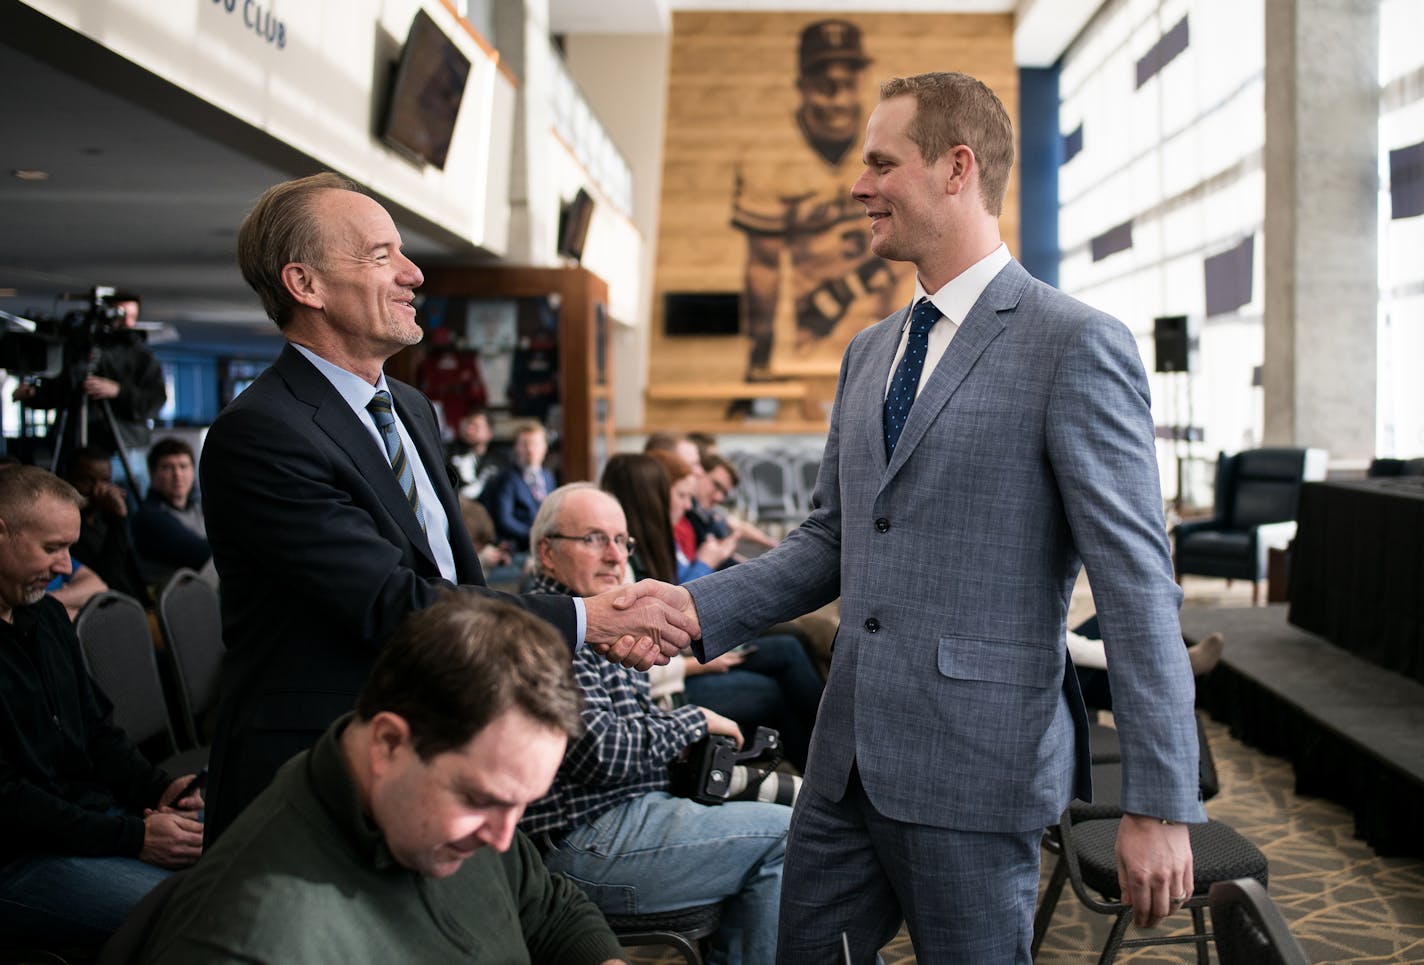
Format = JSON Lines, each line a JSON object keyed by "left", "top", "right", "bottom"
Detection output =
{"left": 199, "top": 173, "right": 691, "bottom": 843}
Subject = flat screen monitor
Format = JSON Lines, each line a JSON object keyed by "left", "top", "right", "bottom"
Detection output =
{"left": 380, "top": 10, "right": 471, "bottom": 169}
{"left": 558, "top": 188, "right": 595, "bottom": 262}
{"left": 663, "top": 292, "right": 741, "bottom": 337}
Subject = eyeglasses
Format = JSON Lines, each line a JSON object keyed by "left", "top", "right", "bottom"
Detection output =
{"left": 545, "top": 532, "right": 636, "bottom": 555}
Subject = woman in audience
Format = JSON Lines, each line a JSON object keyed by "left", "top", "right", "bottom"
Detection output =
{"left": 600, "top": 452, "right": 824, "bottom": 770}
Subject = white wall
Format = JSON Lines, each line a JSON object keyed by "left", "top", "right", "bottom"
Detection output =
{"left": 23, "top": 0, "right": 517, "bottom": 255}
{"left": 562, "top": 32, "right": 670, "bottom": 433}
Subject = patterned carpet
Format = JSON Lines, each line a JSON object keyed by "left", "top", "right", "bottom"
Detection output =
{"left": 628, "top": 578, "right": 1424, "bottom": 963}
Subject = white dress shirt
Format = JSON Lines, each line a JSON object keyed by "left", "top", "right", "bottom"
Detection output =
{"left": 885, "top": 243, "right": 1013, "bottom": 401}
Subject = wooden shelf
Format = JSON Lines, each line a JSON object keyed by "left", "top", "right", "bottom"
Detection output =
{"left": 626, "top": 421, "right": 830, "bottom": 436}
{"left": 646, "top": 381, "right": 808, "bottom": 402}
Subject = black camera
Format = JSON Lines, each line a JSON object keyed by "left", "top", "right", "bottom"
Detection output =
{"left": 0, "top": 286, "right": 128, "bottom": 378}
{"left": 669, "top": 726, "right": 783, "bottom": 806}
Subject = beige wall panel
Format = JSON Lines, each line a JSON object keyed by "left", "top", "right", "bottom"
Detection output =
{"left": 650, "top": 10, "right": 1017, "bottom": 433}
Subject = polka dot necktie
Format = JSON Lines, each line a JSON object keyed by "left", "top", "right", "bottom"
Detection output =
{"left": 367, "top": 390, "right": 426, "bottom": 532}
{"left": 883, "top": 298, "right": 943, "bottom": 459}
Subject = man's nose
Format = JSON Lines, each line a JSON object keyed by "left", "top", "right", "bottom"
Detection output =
{"left": 852, "top": 170, "right": 873, "bottom": 203}
{"left": 477, "top": 811, "right": 518, "bottom": 853}
{"left": 398, "top": 252, "right": 424, "bottom": 288}
{"left": 53, "top": 552, "right": 73, "bottom": 576}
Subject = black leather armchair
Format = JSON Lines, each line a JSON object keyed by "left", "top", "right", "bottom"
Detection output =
{"left": 1173, "top": 447, "right": 1327, "bottom": 603}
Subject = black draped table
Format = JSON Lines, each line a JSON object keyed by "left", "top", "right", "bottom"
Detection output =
{"left": 1288, "top": 477, "right": 1424, "bottom": 683}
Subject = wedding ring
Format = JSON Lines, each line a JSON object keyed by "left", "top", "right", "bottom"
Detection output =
{"left": 1170, "top": 893, "right": 1189, "bottom": 902}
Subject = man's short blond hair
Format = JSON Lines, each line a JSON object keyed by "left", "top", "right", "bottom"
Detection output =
{"left": 880, "top": 72, "right": 1015, "bottom": 216}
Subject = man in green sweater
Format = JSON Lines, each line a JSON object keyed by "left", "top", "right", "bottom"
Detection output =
{"left": 139, "top": 594, "right": 627, "bottom": 964}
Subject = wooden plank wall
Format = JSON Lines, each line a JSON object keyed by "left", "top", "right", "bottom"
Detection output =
{"left": 648, "top": 10, "right": 1017, "bottom": 434}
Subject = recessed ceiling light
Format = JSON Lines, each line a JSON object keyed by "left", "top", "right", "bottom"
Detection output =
{"left": 12, "top": 170, "right": 50, "bottom": 181}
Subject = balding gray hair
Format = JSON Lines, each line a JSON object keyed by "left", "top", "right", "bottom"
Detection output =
{"left": 529, "top": 482, "right": 604, "bottom": 563}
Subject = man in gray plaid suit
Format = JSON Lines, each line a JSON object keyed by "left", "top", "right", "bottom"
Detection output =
{"left": 646, "top": 72, "right": 1204, "bottom": 963}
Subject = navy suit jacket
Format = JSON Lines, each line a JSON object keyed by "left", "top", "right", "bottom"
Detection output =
{"left": 200, "top": 345, "right": 576, "bottom": 841}
{"left": 688, "top": 260, "right": 1205, "bottom": 833}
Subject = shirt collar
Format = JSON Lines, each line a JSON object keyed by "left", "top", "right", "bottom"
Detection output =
{"left": 291, "top": 342, "right": 391, "bottom": 409}
{"left": 911, "top": 243, "right": 1011, "bottom": 326}
{"left": 528, "top": 571, "right": 575, "bottom": 597}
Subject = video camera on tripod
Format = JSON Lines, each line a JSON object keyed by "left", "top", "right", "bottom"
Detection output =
{"left": 0, "top": 286, "right": 129, "bottom": 380}
{"left": 2, "top": 287, "right": 148, "bottom": 497}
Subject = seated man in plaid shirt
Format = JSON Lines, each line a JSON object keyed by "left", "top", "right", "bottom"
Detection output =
{"left": 521, "top": 484, "right": 790, "bottom": 965}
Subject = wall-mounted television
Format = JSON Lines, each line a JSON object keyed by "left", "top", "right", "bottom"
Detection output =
{"left": 380, "top": 10, "right": 471, "bottom": 169}
{"left": 663, "top": 292, "right": 741, "bottom": 337}
{"left": 558, "top": 188, "right": 595, "bottom": 262}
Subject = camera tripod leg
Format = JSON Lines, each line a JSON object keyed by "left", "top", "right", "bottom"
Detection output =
{"left": 46, "top": 406, "right": 72, "bottom": 474}
{"left": 99, "top": 399, "right": 143, "bottom": 505}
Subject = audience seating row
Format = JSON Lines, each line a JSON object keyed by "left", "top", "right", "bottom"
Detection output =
{"left": 73, "top": 570, "right": 225, "bottom": 774}
{"left": 725, "top": 449, "right": 822, "bottom": 529}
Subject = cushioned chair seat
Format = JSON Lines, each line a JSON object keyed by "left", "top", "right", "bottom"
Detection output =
{"left": 606, "top": 901, "right": 723, "bottom": 965}
{"left": 1034, "top": 810, "right": 1269, "bottom": 965}
{"left": 1177, "top": 530, "right": 1251, "bottom": 559}
{"left": 1070, "top": 819, "right": 1269, "bottom": 901}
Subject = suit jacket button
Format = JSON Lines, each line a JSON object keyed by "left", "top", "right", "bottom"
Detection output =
{"left": 864, "top": 618, "right": 880, "bottom": 633}
{"left": 875, "top": 517, "right": 890, "bottom": 533}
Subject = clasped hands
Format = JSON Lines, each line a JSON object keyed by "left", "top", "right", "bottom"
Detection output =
{"left": 584, "top": 580, "right": 700, "bottom": 671}
{"left": 140, "top": 773, "right": 205, "bottom": 868}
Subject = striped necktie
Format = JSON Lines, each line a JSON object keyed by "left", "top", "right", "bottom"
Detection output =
{"left": 367, "top": 390, "right": 426, "bottom": 532}
{"left": 883, "top": 298, "right": 943, "bottom": 458}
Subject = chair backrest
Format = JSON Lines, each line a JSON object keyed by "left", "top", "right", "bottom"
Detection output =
{"left": 1209, "top": 878, "right": 1310, "bottom": 965}
{"left": 95, "top": 870, "right": 187, "bottom": 965}
{"left": 74, "top": 592, "right": 177, "bottom": 755}
{"left": 745, "top": 456, "right": 797, "bottom": 523}
{"left": 1218, "top": 448, "right": 1326, "bottom": 530}
{"left": 795, "top": 456, "right": 821, "bottom": 513}
{"left": 155, "top": 569, "right": 225, "bottom": 748}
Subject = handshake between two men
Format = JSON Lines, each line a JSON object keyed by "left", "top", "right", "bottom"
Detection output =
{"left": 584, "top": 580, "right": 701, "bottom": 672}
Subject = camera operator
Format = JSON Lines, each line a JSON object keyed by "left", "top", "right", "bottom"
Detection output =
{"left": 14, "top": 291, "right": 166, "bottom": 499}
{"left": 519, "top": 483, "right": 789, "bottom": 965}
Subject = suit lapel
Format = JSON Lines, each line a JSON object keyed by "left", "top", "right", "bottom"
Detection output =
{"left": 881, "top": 261, "right": 1028, "bottom": 486}
{"left": 276, "top": 346, "right": 437, "bottom": 568}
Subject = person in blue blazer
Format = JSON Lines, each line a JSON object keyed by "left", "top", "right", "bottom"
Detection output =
{"left": 646, "top": 73, "right": 1204, "bottom": 963}
{"left": 481, "top": 420, "right": 557, "bottom": 549}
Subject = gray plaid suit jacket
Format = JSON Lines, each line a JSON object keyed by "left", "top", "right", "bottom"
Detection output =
{"left": 688, "top": 259, "right": 1205, "bottom": 833}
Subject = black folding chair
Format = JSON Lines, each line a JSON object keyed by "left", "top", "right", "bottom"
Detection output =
{"left": 74, "top": 592, "right": 206, "bottom": 775}
{"left": 155, "top": 569, "right": 225, "bottom": 749}
{"left": 1209, "top": 878, "right": 1310, "bottom": 965}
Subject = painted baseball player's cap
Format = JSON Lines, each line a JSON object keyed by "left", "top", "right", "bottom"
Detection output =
{"left": 799, "top": 19, "right": 871, "bottom": 73}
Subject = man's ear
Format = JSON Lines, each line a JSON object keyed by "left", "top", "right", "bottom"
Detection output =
{"left": 940, "top": 144, "right": 977, "bottom": 199}
{"left": 535, "top": 539, "right": 557, "bottom": 579}
{"left": 367, "top": 712, "right": 413, "bottom": 776}
{"left": 281, "top": 262, "right": 324, "bottom": 311}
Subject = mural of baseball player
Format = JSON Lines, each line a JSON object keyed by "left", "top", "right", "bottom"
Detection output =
{"left": 730, "top": 19, "right": 909, "bottom": 388}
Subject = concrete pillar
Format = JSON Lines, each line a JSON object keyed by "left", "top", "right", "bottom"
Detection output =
{"left": 493, "top": 0, "right": 558, "bottom": 265}
{"left": 1263, "top": 0, "right": 1379, "bottom": 464}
